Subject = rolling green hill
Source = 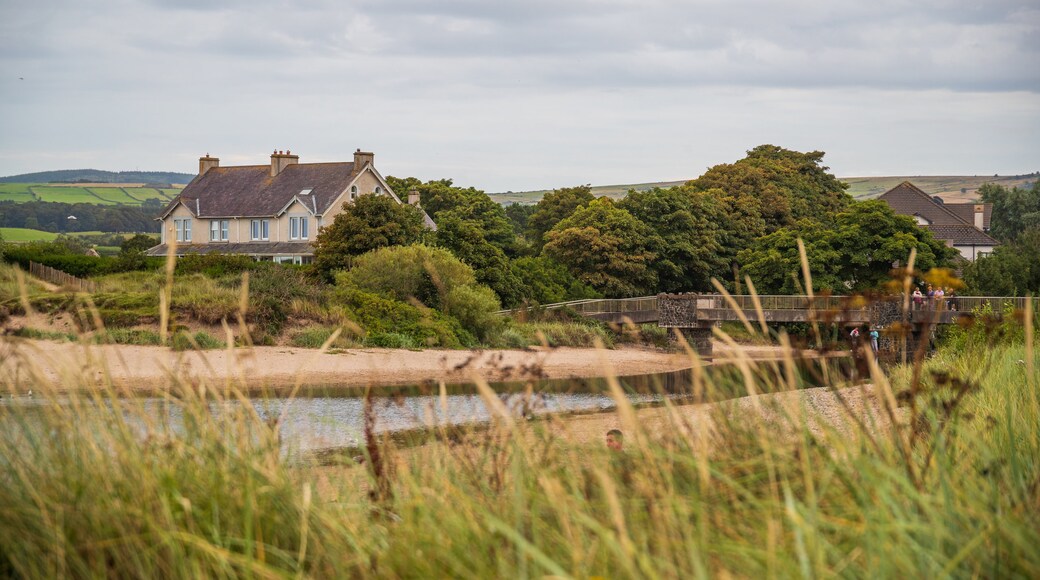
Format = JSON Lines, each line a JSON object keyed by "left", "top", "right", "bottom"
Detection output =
{"left": 488, "top": 174, "right": 1038, "bottom": 205}
{"left": 0, "top": 227, "right": 60, "bottom": 242}
{"left": 0, "top": 184, "right": 180, "bottom": 206}
{"left": 0, "top": 169, "right": 194, "bottom": 184}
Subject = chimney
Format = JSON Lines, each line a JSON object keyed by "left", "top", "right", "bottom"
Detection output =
{"left": 408, "top": 189, "right": 420, "bottom": 206}
{"left": 353, "top": 148, "right": 374, "bottom": 174}
{"left": 199, "top": 154, "right": 219, "bottom": 176}
{"left": 974, "top": 204, "right": 985, "bottom": 230}
{"left": 270, "top": 149, "right": 299, "bottom": 177}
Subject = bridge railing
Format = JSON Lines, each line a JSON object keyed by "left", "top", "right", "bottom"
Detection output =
{"left": 497, "top": 296, "right": 658, "bottom": 316}
{"left": 714, "top": 295, "right": 853, "bottom": 311}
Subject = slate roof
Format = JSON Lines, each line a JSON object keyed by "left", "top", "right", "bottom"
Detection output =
{"left": 926, "top": 225, "right": 998, "bottom": 246}
{"left": 163, "top": 162, "right": 359, "bottom": 219}
{"left": 878, "top": 182, "right": 966, "bottom": 226}
{"left": 945, "top": 203, "right": 992, "bottom": 230}
{"left": 878, "top": 181, "right": 998, "bottom": 246}
{"left": 145, "top": 242, "right": 314, "bottom": 257}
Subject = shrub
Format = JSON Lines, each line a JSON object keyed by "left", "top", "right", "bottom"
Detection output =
{"left": 331, "top": 285, "right": 469, "bottom": 348}
{"left": 175, "top": 253, "right": 257, "bottom": 278}
{"left": 342, "top": 245, "right": 476, "bottom": 310}
{"left": 289, "top": 326, "right": 358, "bottom": 349}
{"left": 171, "top": 331, "right": 224, "bottom": 351}
{"left": 442, "top": 284, "right": 502, "bottom": 342}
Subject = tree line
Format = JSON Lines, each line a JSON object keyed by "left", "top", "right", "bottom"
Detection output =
{"left": 312, "top": 145, "right": 963, "bottom": 309}
{"left": 0, "top": 201, "right": 161, "bottom": 233}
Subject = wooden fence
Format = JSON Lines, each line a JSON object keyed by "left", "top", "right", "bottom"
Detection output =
{"left": 29, "top": 261, "right": 96, "bottom": 293}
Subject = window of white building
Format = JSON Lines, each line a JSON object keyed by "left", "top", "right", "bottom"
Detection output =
{"left": 289, "top": 216, "right": 309, "bottom": 240}
{"left": 174, "top": 218, "right": 192, "bottom": 242}
{"left": 251, "top": 219, "right": 270, "bottom": 241}
{"left": 210, "top": 220, "right": 229, "bottom": 241}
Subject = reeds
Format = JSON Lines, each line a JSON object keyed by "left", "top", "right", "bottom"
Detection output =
{"left": 0, "top": 252, "right": 1038, "bottom": 577}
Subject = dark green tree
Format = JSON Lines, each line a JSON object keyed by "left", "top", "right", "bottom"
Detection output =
{"left": 617, "top": 186, "right": 725, "bottom": 292}
{"left": 434, "top": 213, "right": 525, "bottom": 307}
{"left": 312, "top": 194, "right": 426, "bottom": 279}
{"left": 739, "top": 200, "right": 958, "bottom": 294}
{"left": 963, "top": 229, "right": 1040, "bottom": 295}
{"left": 687, "top": 145, "right": 851, "bottom": 233}
{"left": 979, "top": 181, "right": 1040, "bottom": 243}
{"left": 543, "top": 198, "right": 661, "bottom": 297}
{"left": 120, "top": 233, "right": 157, "bottom": 254}
{"left": 504, "top": 203, "right": 537, "bottom": 236}
{"left": 526, "top": 185, "right": 594, "bottom": 249}
{"left": 509, "top": 256, "right": 600, "bottom": 304}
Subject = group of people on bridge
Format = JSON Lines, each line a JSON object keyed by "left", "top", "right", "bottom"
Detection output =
{"left": 911, "top": 284, "right": 959, "bottom": 312}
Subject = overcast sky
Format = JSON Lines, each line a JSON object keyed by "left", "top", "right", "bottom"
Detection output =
{"left": 1, "top": 0, "right": 1038, "bottom": 191}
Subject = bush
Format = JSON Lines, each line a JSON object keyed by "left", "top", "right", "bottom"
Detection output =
{"left": 175, "top": 253, "right": 257, "bottom": 278}
{"left": 171, "top": 331, "right": 224, "bottom": 351}
{"left": 3, "top": 244, "right": 161, "bottom": 277}
{"left": 288, "top": 326, "right": 358, "bottom": 349}
{"left": 442, "top": 284, "right": 502, "bottom": 342}
{"left": 343, "top": 245, "right": 477, "bottom": 310}
{"left": 331, "top": 285, "right": 470, "bottom": 348}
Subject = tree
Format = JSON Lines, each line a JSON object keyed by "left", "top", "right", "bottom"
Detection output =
{"left": 120, "top": 233, "right": 158, "bottom": 254}
{"left": 543, "top": 198, "right": 661, "bottom": 297}
{"left": 738, "top": 200, "right": 958, "bottom": 294}
{"left": 394, "top": 177, "right": 520, "bottom": 257}
{"left": 504, "top": 203, "right": 536, "bottom": 236}
{"left": 963, "top": 228, "right": 1040, "bottom": 295}
{"left": 979, "top": 181, "right": 1040, "bottom": 243}
{"left": 687, "top": 145, "right": 851, "bottom": 233}
{"left": 509, "top": 256, "right": 600, "bottom": 304}
{"left": 526, "top": 185, "right": 594, "bottom": 249}
{"left": 312, "top": 194, "right": 426, "bottom": 279}
{"left": 433, "top": 213, "right": 525, "bottom": 307}
{"left": 617, "top": 186, "right": 725, "bottom": 292}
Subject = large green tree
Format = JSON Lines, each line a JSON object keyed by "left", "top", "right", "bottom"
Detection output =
{"left": 979, "top": 181, "right": 1040, "bottom": 243}
{"left": 543, "top": 198, "right": 661, "bottom": 297}
{"left": 433, "top": 213, "right": 525, "bottom": 307}
{"left": 509, "top": 256, "right": 600, "bottom": 304}
{"left": 963, "top": 228, "right": 1040, "bottom": 296}
{"left": 687, "top": 145, "right": 851, "bottom": 233}
{"left": 526, "top": 185, "right": 595, "bottom": 249}
{"left": 739, "top": 200, "right": 957, "bottom": 294}
{"left": 617, "top": 186, "right": 724, "bottom": 292}
{"left": 312, "top": 193, "right": 426, "bottom": 279}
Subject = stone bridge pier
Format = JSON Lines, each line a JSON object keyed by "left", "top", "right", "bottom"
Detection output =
{"left": 657, "top": 293, "right": 715, "bottom": 360}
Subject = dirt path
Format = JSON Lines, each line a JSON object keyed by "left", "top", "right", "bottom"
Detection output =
{"left": 0, "top": 338, "right": 698, "bottom": 392}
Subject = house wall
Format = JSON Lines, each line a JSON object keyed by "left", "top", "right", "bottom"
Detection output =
{"left": 321, "top": 170, "right": 390, "bottom": 226}
{"left": 158, "top": 166, "right": 395, "bottom": 249}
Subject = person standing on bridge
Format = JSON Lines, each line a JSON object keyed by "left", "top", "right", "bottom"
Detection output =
{"left": 870, "top": 327, "right": 879, "bottom": 355}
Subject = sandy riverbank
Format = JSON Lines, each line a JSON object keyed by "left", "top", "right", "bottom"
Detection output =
{"left": 0, "top": 337, "right": 814, "bottom": 393}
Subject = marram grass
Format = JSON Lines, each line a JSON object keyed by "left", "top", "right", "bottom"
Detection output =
{"left": 0, "top": 331, "right": 1037, "bottom": 578}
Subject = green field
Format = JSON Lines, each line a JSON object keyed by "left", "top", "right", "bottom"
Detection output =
{"left": 125, "top": 187, "right": 173, "bottom": 202}
{"left": 0, "top": 227, "right": 60, "bottom": 242}
{"left": 87, "top": 187, "right": 142, "bottom": 205}
{"left": 30, "top": 186, "right": 118, "bottom": 205}
{"left": 0, "top": 183, "right": 182, "bottom": 206}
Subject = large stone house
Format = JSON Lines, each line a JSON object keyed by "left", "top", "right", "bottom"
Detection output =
{"left": 878, "top": 181, "right": 998, "bottom": 261}
{"left": 147, "top": 149, "right": 435, "bottom": 263}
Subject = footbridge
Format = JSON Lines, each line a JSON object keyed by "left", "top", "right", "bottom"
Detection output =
{"left": 503, "top": 294, "right": 1035, "bottom": 358}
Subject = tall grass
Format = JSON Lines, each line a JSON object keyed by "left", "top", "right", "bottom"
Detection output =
{"left": 1, "top": 255, "right": 1038, "bottom": 576}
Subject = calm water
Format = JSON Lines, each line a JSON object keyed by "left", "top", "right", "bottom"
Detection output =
{"left": 1, "top": 360, "right": 846, "bottom": 454}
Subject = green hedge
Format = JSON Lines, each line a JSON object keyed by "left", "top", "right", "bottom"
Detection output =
{"left": 3, "top": 246, "right": 162, "bottom": 277}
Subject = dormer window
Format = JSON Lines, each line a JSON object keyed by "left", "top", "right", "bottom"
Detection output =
{"left": 913, "top": 213, "right": 931, "bottom": 226}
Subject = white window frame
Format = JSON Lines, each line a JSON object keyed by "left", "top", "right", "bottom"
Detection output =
{"left": 251, "top": 219, "right": 270, "bottom": 241}
{"left": 174, "top": 218, "right": 192, "bottom": 242}
{"left": 350, "top": 185, "right": 358, "bottom": 200}
{"left": 289, "top": 216, "right": 309, "bottom": 240}
{"left": 210, "top": 219, "right": 229, "bottom": 241}
{"left": 374, "top": 186, "right": 382, "bottom": 195}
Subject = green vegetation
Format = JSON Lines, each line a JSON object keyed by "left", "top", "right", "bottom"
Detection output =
{"left": 312, "top": 193, "right": 427, "bottom": 280}
{"left": 31, "top": 186, "right": 118, "bottom": 205}
{"left": 87, "top": 187, "right": 142, "bottom": 205}
{"left": 0, "top": 169, "right": 193, "bottom": 184}
{"left": 962, "top": 180, "right": 1040, "bottom": 296}
{"left": 1, "top": 292, "right": 1036, "bottom": 576}
{"left": 0, "top": 227, "right": 59, "bottom": 242}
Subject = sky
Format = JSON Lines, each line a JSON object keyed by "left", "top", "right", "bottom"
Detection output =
{"left": 1, "top": 0, "right": 1038, "bottom": 192}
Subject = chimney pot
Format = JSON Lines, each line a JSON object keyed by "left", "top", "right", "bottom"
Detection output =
{"left": 270, "top": 150, "right": 299, "bottom": 177}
